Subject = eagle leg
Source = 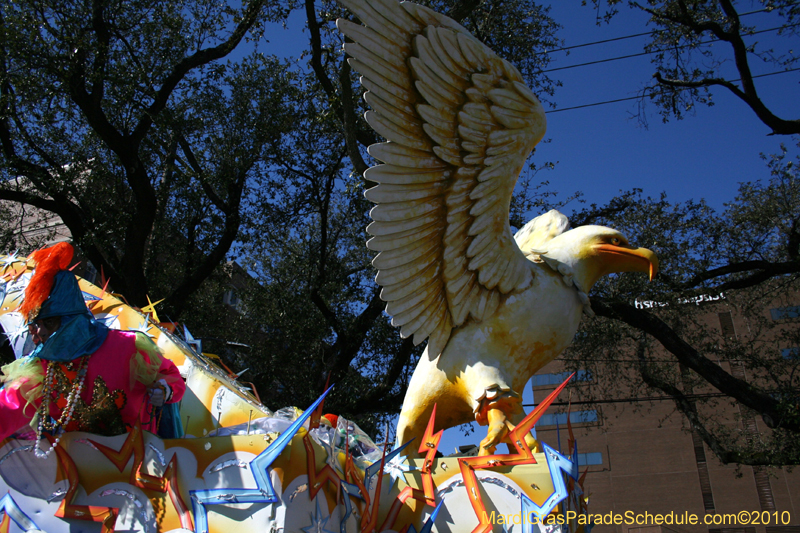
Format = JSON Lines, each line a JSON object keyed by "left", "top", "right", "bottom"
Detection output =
{"left": 478, "top": 407, "right": 514, "bottom": 455}
{"left": 476, "top": 392, "right": 541, "bottom": 456}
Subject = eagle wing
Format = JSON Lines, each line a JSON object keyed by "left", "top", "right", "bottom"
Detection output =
{"left": 514, "top": 209, "right": 571, "bottom": 257}
{"left": 337, "top": 0, "right": 547, "bottom": 357}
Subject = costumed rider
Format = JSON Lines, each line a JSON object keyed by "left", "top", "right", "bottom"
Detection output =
{"left": 0, "top": 242, "right": 186, "bottom": 457}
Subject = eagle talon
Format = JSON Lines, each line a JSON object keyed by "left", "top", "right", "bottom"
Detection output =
{"left": 476, "top": 402, "right": 543, "bottom": 456}
{"left": 478, "top": 407, "right": 513, "bottom": 456}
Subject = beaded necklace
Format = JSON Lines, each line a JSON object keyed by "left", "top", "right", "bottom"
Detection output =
{"left": 34, "top": 355, "right": 89, "bottom": 459}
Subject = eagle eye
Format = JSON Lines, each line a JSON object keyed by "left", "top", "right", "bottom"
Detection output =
{"left": 610, "top": 237, "right": 621, "bottom": 245}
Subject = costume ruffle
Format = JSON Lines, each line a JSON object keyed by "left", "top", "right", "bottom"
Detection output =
{"left": 1, "top": 356, "right": 45, "bottom": 428}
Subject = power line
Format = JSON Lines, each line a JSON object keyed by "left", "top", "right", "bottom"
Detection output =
{"left": 523, "top": 391, "right": 734, "bottom": 408}
{"left": 544, "top": 24, "right": 799, "bottom": 73}
{"left": 545, "top": 6, "right": 779, "bottom": 55}
{"left": 550, "top": 66, "right": 800, "bottom": 113}
{"left": 546, "top": 31, "right": 651, "bottom": 54}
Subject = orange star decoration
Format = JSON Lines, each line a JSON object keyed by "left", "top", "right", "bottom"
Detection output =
{"left": 458, "top": 374, "right": 575, "bottom": 533}
{"left": 361, "top": 426, "right": 394, "bottom": 533}
{"left": 88, "top": 423, "right": 193, "bottom": 530}
{"left": 379, "top": 405, "right": 442, "bottom": 532}
{"left": 86, "top": 276, "right": 120, "bottom": 313}
{"left": 0, "top": 509, "right": 10, "bottom": 533}
{"left": 303, "top": 434, "right": 342, "bottom": 501}
{"left": 0, "top": 255, "right": 26, "bottom": 281}
{"left": 51, "top": 435, "right": 119, "bottom": 533}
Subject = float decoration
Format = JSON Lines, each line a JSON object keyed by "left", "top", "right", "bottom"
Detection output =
{"left": 1, "top": 251, "right": 589, "bottom": 532}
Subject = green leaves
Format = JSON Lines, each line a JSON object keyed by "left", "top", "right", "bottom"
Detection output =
{"left": 564, "top": 152, "right": 800, "bottom": 465}
{"left": 0, "top": 0, "right": 296, "bottom": 313}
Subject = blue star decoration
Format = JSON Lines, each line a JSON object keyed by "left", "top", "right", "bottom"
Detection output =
{"left": 81, "top": 290, "right": 100, "bottom": 303}
{"left": 382, "top": 447, "right": 415, "bottom": 489}
{"left": 406, "top": 500, "right": 444, "bottom": 533}
{"left": 130, "top": 318, "right": 156, "bottom": 338}
{"left": 337, "top": 479, "right": 364, "bottom": 533}
{"left": 0, "top": 250, "right": 21, "bottom": 272}
{"left": 0, "top": 493, "right": 42, "bottom": 532}
{"left": 301, "top": 497, "right": 336, "bottom": 533}
{"left": 520, "top": 442, "right": 579, "bottom": 533}
{"left": 190, "top": 386, "right": 332, "bottom": 533}
{"left": 363, "top": 438, "right": 413, "bottom": 492}
{"left": 183, "top": 325, "right": 203, "bottom": 354}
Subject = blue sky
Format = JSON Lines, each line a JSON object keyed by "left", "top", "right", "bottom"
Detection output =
{"left": 539, "top": 1, "right": 799, "bottom": 216}
{"left": 262, "top": 0, "right": 798, "bottom": 221}
{"left": 259, "top": 1, "right": 799, "bottom": 451}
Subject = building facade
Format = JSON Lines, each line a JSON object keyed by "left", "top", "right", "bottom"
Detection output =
{"left": 530, "top": 299, "right": 800, "bottom": 533}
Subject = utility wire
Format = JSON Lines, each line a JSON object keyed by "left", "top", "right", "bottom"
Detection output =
{"left": 523, "top": 391, "right": 735, "bottom": 408}
{"left": 547, "top": 31, "right": 652, "bottom": 54}
{"left": 544, "top": 24, "right": 799, "bottom": 73}
{"left": 545, "top": 6, "right": 782, "bottom": 55}
{"left": 550, "top": 66, "right": 800, "bottom": 113}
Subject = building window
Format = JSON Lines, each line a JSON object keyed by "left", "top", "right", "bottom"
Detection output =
{"left": 770, "top": 305, "right": 800, "bottom": 320}
{"left": 531, "top": 370, "right": 592, "bottom": 387}
{"left": 223, "top": 289, "right": 239, "bottom": 307}
{"left": 576, "top": 452, "right": 603, "bottom": 466}
{"left": 782, "top": 348, "right": 799, "bottom": 360}
{"left": 537, "top": 410, "right": 598, "bottom": 427}
{"left": 766, "top": 527, "right": 800, "bottom": 533}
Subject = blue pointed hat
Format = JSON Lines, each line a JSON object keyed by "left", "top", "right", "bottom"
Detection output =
{"left": 22, "top": 242, "right": 108, "bottom": 361}
{"left": 36, "top": 270, "right": 89, "bottom": 320}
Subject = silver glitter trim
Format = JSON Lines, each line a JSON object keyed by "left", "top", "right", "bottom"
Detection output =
{"left": 437, "top": 476, "right": 520, "bottom": 500}
{"left": 148, "top": 444, "right": 167, "bottom": 467}
{"left": 209, "top": 459, "right": 249, "bottom": 473}
{"left": 0, "top": 445, "right": 33, "bottom": 467}
{"left": 482, "top": 476, "right": 521, "bottom": 499}
{"left": 47, "top": 488, "right": 67, "bottom": 503}
{"left": 100, "top": 488, "right": 144, "bottom": 509}
{"left": 289, "top": 483, "right": 308, "bottom": 502}
{"left": 100, "top": 488, "right": 151, "bottom": 533}
{"left": 75, "top": 439, "right": 99, "bottom": 450}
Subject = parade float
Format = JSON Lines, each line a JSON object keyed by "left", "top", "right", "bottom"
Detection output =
{"left": 0, "top": 253, "right": 588, "bottom": 533}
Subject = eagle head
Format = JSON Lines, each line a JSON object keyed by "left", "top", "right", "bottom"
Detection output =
{"left": 541, "top": 225, "right": 659, "bottom": 292}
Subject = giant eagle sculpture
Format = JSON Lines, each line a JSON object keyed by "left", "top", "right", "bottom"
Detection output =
{"left": 336, "top": 0, "right": 658, "bottom": 455}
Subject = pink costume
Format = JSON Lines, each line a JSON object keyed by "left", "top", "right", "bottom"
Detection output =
{"left": 0, "top": 330, "right": 185, "bottom": 442}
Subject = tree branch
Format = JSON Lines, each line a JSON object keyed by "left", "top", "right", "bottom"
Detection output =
{"left": 178, "top": 136, "right": 227, "bottom": 212}
{"left": 592, "top": 298, "right": 800, "bottom": 433}
{"left": 164, "top": 163, "right": 247, "bottom": 316}
{"left": 636, "top": 340, "right": 785, "bottom": 465}
{"left": 447, "top": 0, "right": 483, "bottom": 24}
{"left": 646, "top": 2, "right": 800, "bottom": 135}
{"left": 322, "top": 287, "right": 386, "bottom": 387}
{"left": 338, "top": 57, "right": 369, "bottom": 177}
{"left": 130, "top": 0, "right": 268, "bottom": 145}
{"left": 678, "top": 259, "right": 800, "bottom": 290}
{"left": 361, "top": 336, "right": 416, "bottom": 405}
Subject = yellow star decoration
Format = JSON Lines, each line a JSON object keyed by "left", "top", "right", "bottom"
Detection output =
{"left": 140, "top": 296, "right": 165, "bottom": 323}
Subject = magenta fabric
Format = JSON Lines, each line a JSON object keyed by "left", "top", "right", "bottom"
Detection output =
{"left": 0, "top": 330, "right": 185, "bottom": 442}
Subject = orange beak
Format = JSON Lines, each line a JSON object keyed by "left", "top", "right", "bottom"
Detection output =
{"left": 594, "top": 244, "right": 659, "bottom": 281}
